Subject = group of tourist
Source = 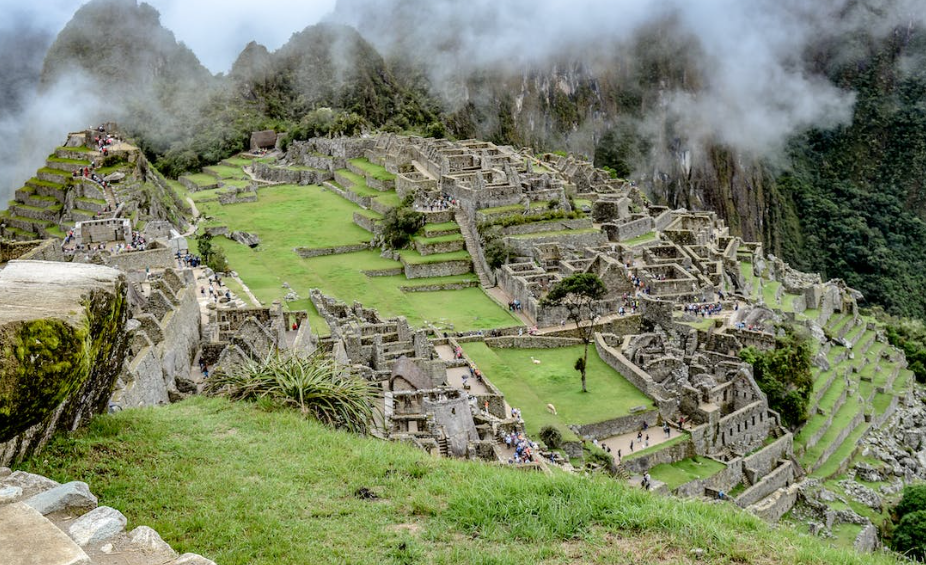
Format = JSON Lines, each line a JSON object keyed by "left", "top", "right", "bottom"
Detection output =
{"left": 733, "top": 321, "right": 765, "bottom": 332}
{"left": 684, "top": 302, "right": 724, "bottom": 317}
{"left": 504, "top": 431, "right": 538, "bottom": 464}
{"left": 110, "top": 230, "right": 148, "bottom": 254}
{"left": 201, "top": 274, "right": 228, "bottom": 304}
{"left": 176, "top": 251, "right": 203, "bottom": 268}
{"left": 420, "top": 194, "right": 458, "bottom": 211}
{"left": 507, "top": 299, "right": 523, "bottom": 311}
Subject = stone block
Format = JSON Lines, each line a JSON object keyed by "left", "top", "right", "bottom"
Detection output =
{"left": 0, "top": 485, "right": 22, "bottom": 502}
{"left": 24, "top": 481, "right": 97, "bottom": 515}
{"left": 1, "top": 471, "right": 60, "bottom": 497}
{"left": 67, "top": 506, "right": 127, "bottom": 546}
{"left": 172, "top": 553, "right": 218, "bottom": 565}
{"left": 0, "top": 502, "right": 90, "bottom": 565}
{"left": 128, "top": 525, "right": 177, "bottom": 556}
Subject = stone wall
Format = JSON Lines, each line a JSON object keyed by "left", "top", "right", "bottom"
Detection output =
{"left": 295, "top": 243, "right": 370, "bottom": 258}
{"left": 715, "top": 401, "right": 770, "bottom": 454}
{"left": 483, "top": 336, "right": 582, "bottom": 349}
{"left": 735, "top": 461, "right": 794, "bottom": 508}
{"left": 602, "top": 217, "right": 654, "bottom": 242}
{"left": 621, "top": 439, "right": 695, "bottom": 474}
{"left": 674, "top": 458, "right": 744, "bottom": 498}
{"left": 747, "top": 483, "right": 801, "bottom": 522}
{"left": 76, "top": 218, "right": 131, "bottom": 245}
{"left": 573, "top": 411, "right": 659, "bottom": 440}
{"left": 403, "top": 259, "right": 472, "bottom": 279}
{"left": 742, "top": 433, "right": 793, "bottom": 481}
{"left": 499, "top": 218, "right": 594, "bottom": 236}
{"left": 103, "top": 247, "right": 175, "bottom": 272}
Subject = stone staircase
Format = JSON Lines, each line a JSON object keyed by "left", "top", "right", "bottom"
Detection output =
{"left": 454, "top": 210, "right": 493, "bottom": 288}
{"left": 0, "top": 468, "right": 216, "bottom": 565}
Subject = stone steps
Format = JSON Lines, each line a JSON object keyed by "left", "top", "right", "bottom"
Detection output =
{"left": 0, "top": 469, "right": 215, "bottom": 565}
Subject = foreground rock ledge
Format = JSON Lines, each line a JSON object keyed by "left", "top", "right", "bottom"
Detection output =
{"left": 0, "top": 260, "right": 130, "bottom": 466}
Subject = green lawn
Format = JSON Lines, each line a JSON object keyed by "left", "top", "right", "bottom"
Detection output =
{"left": 649, "top": 457, "right": 727, "bottom": 490}
{"left": 215, "top": 241, "right": 515, "bottom": 333}
{"left": 199, "top": 184, "right": 372, "bottom": 250}
{"left": 15, "top": 397, "right": 894, "bottom": 565}
{"left": 462, "top": 343, "right": 653, "bottom": 440}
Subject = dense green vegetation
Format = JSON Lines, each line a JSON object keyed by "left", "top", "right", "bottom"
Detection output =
{"left": 17, "top": 396, "right": 902, "bottom": 565}
{"left": 892, "top": 485, "right": 926, "bottom": 561}
{"left": 740, "top": 326, "right": 814, "bottom": 429}
{"left": 772, "top": 31, "right": 926, "bottom": 319}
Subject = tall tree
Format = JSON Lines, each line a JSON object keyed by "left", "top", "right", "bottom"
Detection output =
{"left": 541, "top": 273, "right": 607, "bottom": 393}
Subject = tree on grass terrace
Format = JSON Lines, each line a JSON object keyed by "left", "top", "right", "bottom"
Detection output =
{"left": 540, "top": 273, "right": 607, "bottom": 393}
{"left": 381, "top": 198, "right": 425, "bottom": 249}
{"left": 195, "top": 232, "right": 228, "bottom": 273}
{"left": 739, "top": 325, "right": 813, "bottom": 429}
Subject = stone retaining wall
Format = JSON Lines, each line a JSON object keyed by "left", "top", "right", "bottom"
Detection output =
{"left": 353, "top": 212, "right": 381, "bottom": 234}
{"left": 573, "top": 411, "right": 659, "bottom": 440}
{"left": 621, "top": 439, "right": 695, "bottom": 474}
{"left": 742, "top": 434, "right": 793, "bottom": 481}
{"left": 104, "top": 248, "right": 175, "bottom": 272}
{"left": 399, "top": 281, "right": 479, "bottom": 292}
{"left": 809, "top": 410, "right": 866, "bottom": 474}
{"left": 675, "top": 458, "right": 744, "bottom": 498}
{"left": 403, "top": 259, "right": 472, "bottom": 279}
{"left": 295, "top": 243, "right": 370, "bottom": 258}
{"left": 602, "top": 217, "right": 654, "bottom": 242}
{"left": 499, "top": 218, "right": 593, "bottom": 236}
{"left": 483, "top": 336, "right": 582, "bottom": 349}
{"left": 736, "top": 461, "right": 793, "bottom": 508}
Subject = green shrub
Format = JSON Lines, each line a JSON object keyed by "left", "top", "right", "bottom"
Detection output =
{"left": 539, "top": 425, "right": 563, "bottom": 449}
{"left": 739, "top": 325, "right": 813, "bottom": 428}
{"left": 381, "top": 205, "right": 425, "bottom": 249}
{"left": 484, "top": 239, "right": 514, "bottom": 269}
{"left": 892, "top": 510, "right": 926, "bottom": 562}
{"left": 206, "top": 353, "right": 377, "bottom": 434}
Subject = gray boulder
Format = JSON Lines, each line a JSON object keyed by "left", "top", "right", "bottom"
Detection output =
{"left": 172, "top": 553, "right": 218, "bottom": 565}
{"left": 0, "top": 485, "right": 22, "bottom": 502}
{"left": 24, "top": 481, "right": 97, "bottom": 515}
{"left": 68, "top": 506, "right": 127, "bottom": 546}
{"left": 129, "top": 525, "right": 177, "bottom": 556}
{"left": 0, "top": 471, "right": 59, "bottom": 496}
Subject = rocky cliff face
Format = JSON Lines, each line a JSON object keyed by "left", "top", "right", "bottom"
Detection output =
{"left": 0, "top": 261, "right": 130, "bottom": 466}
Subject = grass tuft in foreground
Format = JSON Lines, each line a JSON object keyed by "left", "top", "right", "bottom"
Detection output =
{"left": 17, "top": 397, "right": 901, "bottom": 565}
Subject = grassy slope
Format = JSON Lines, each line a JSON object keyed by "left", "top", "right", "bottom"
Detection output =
{"left": 462, "top": 343, "right": 653, "bottom": 439}
{"left": 16, "top": 397, "right": 901, "bottom": 565}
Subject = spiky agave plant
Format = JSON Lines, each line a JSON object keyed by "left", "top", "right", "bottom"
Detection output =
{"left": 206, "top": 352, "right": 378, "bottom": 434}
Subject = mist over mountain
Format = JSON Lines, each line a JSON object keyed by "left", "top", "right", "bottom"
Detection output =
{"left": 9, "top": 0, "right": 926, "bottom": 317}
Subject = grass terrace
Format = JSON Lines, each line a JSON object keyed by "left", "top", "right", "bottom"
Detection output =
{"left": 14, "top": 397, "right": 898, "bottom": 565}
{"left": 47, "top": 155, "right": 91, "bottom": 165}
{"left": 204, "top": 165, "right": 249, "bottom": 180}
{"left": 462, "top": 343, "right": 653, "bottom": 440}
{"left": 622, "top": 231, "right": 657, "bottom": 246}
{"left": 182, "top": 173, "right": 221, "bottom": 188}
{"left": 222, "top": 157, "right": 256, "bottom": 167}
{"left": 397, "top": 249, "right": 471, "bottom": 265}
{"left": 349, "top": 158, "right": 396, "bottom": 181}
{"left": 648, "top": 457, "right": 727, "bottom": 490}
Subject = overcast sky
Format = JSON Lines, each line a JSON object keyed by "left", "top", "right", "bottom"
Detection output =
{"left": 1, "top": 0, "right": 337, "bottom": 73}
